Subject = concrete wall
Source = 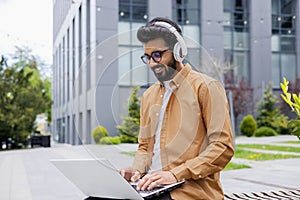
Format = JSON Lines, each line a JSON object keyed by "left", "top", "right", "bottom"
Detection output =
{"left": 249, "top": 0, "right": 272, "bottom": 101}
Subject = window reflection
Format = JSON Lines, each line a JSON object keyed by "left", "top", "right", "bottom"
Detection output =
{"left": 271, "top": 0, "right": 297, "bottom": 87}
{"left": 223, "top": 0, "right": 250, "bottom": 83}
{"left": 118, "top": 0, "right": 148, "bottom": 86}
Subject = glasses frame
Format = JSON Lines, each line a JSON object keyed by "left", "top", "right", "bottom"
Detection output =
{"left": 140, "top": 49, "right": 169, "bottom": 64}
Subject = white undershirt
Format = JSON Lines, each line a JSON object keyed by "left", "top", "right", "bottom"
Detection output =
{"left": 150, "top": 81, "right": 173, "bottom": 171}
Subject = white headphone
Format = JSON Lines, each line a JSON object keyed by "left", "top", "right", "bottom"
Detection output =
{"left": 154, "top": 21, "right": 188, "bottom": 62}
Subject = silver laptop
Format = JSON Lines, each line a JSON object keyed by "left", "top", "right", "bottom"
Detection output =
{"left": 50, "top": 158, "right": 185, "bottom": 200}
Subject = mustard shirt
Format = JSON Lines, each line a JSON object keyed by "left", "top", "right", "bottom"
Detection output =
{"left": 133, "top": 64, "right": 234, "bottom": 200}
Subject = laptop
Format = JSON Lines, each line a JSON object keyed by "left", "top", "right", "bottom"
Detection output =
{"left": 50, "top": 158, "right": 185, "bottom": 200}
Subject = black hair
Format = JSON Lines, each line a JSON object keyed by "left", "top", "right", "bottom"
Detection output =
{"left": 137, "top": 17, "right": 182, "bottom": 50}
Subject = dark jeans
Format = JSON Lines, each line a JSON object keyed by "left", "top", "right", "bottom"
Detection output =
{"left": 84, "top": 191, "right": 172, "bottom": 200}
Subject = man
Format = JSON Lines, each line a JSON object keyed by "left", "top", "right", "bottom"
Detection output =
{"left": 120, "top": 17, "right": 234, "bottom": 200}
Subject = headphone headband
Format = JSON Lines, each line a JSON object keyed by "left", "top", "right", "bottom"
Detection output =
{"left": 153, "top": 21, "right": 187, "bottom": 62}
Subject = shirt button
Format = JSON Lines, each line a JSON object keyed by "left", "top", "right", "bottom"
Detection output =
{"left": 199, "top": 175, "right": 202, "bottom": 178}
{"left": 160, "top": 94, "right": 163, "bottom": 98}
{"left": 156, "top": 113, "right": 159, "bottom": 116}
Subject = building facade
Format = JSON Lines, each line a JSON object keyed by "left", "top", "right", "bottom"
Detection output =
{"left": 52, "top": 0, "right": 300, "bottom": 144}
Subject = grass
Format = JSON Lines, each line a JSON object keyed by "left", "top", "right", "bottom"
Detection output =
{"left": 224, "top": 162, "right": 251, "bottom": 170}
{"left": 121, "top": 147, "right": 300, "bottom": 170}
{"left": 234, "top": 149, "right": 300, "bottom": 160}
{"left": 278, "top": 140, "right": 300, "bottom": 145}
{"left": 121, "top": 151, "right": 251, "bottom": 170}
{"left": 121, "top": 151, "right": 136, "bottom": 156}
{"left": 237, "top": 144, "right": 300, "bottom": 153}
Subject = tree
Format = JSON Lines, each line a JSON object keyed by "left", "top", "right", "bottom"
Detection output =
{"left": 255, "top": 82, "right": 288, "bottom": 134}
{"left": 116, "top": 86, "right": 140, "bottom": 143}
{"left": 0, "top": 47, "right": 52, "bottom": 148}
{"left": 225, "top": 79, "right": 254, "bottom": 133}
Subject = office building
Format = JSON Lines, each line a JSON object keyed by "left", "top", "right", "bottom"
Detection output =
{"left": 52, "top": 0, "right": 300, "bottom": 144}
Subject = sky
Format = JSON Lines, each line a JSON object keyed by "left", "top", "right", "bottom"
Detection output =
{"left": 0, "top": 0, "right": 53, "bottom": 66}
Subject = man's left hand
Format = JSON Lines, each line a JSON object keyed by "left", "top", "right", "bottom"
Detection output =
{"left": 136, "top": 171, "right": 177, "bottom": 191}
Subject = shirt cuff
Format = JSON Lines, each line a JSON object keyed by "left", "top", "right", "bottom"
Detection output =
{"left": 170, "top": 164, "right": 192, "bottom": 181}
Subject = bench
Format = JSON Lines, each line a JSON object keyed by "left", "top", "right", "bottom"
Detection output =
{"left": 225, "top": 189, "right": 300, "bottom": 200}
{"left": 29, "top": 135, "right": 51, "bottom": 148}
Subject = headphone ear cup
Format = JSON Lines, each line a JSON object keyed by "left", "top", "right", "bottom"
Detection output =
{"left": 173, "top": 42, "right": 183, "bottom": 62}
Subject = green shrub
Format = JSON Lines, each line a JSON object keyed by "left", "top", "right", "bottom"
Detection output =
{"left": 99, "top": 136, "right": 121, "bottom": 145}
{"left": 116, "top": 86, "right": 140, "bottom": 143}
{"left": 240, "top": 115, "right": 257, "bottom": 137}
{"left": 253, "top": 126, "right": 278, "bottom": 137}
{"left": 255, "top": 82, "right": 288, "bottom": 134}
{"left": 91, "top": 125, "right": 108, "bottom": 144}
{"left": 120, "top": 133, "right": 138, "bottom": 143}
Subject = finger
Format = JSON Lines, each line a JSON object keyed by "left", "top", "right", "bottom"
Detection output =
{"left": 131, "top": 171, "right": 141, "bottom": 182}
{"left": 137, "top": 173, "right": 152, "bottom": 190}
{"left": 119, "top": 169, "right": 125, "bottom": 177}
{"left": 147, "top": 179, "right": 161, "bottom": 190}
{"left": 141, "top": 174, "right": 160, "bottom": 191}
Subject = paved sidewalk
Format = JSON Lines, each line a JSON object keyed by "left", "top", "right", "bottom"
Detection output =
{"left": 221, "top": 135, "right": 300, "bottom": 195}
{"left": 0, "top": 135, "right": 299, "bottom": 199}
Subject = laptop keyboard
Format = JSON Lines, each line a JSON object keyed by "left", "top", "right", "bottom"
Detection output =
{"left": 131, "top": 184, "right": 164, "bottom": 194}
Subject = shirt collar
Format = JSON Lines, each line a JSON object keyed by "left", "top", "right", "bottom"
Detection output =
{"left": 157, "top": 63, "right": 192, "bottom": 91}
{"left": 169, "top": 63, "right": 192, "bottom": 91}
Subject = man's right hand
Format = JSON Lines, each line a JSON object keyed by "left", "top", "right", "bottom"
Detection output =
{"left": 119, "top": 167, "right": 141, "bottom": 182}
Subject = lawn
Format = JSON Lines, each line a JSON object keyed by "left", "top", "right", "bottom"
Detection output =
{"left": 278, "top": 140, "right": 300, "bottom": 145}
{"left": 224, "top": 162, "right": 250, "bottom": 171}
{"left": 234, "top": 149, "right": 300, "bottom": 160}
{"left": 121, "top": 146, "right": 300, "bottom": 170}
{"left": 236, "top": 144, "right": 300, "bottom": 153}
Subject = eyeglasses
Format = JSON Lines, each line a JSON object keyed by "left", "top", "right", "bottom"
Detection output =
{"left": 141, "top": 49, "right": 169, "bottom": 64}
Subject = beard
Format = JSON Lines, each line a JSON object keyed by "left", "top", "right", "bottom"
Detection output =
{"left": 151, "top": 57, "right": 177, "bottom": 82}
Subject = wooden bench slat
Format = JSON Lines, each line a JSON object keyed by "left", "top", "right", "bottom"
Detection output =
{"left": 225, "top": 189, "right": 300, "bottom": 200}
{"left": 279, "top": 190, "right": 300, "bottom": 198}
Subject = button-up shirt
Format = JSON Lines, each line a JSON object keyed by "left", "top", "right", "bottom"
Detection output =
{"left": 150, "top": 80, "right": 172, "bottom": 171}
{"left": 133, "top": 64, "right": 234, "bottom": 200}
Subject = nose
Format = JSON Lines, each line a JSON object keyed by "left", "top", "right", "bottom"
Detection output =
{"left": 148, "top": 57, "right": 157, "bottom": 67}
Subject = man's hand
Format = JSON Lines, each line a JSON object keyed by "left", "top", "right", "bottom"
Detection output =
{"left": 119, "top": 167, "right": 141, "bottom": 182}
{"left": 137, "top": 171, "right": 177, "bottom": 191}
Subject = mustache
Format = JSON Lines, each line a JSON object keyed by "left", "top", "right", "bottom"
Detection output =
{"left": 151, "top": 64, "right": 165, "bottom": 72}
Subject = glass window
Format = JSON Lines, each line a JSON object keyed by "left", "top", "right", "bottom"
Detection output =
{"left": 185, "top": 10, "right": 199, "bottom": 24}
{"left": 223, "top": 0, "right": 250, "bottom": 82}
{"left": 234, "top": 13, "right": 248, "bottom": 27}
{"left": 224, "top": 28, "right": 232, "bottom": 49}
{"left": 186, "top": 48, "right": 201, "bottom": 69}
{"left": 224, "top": 0, "right": 232, "bottom": 11}
{"left": 183, "top": 25, "right": 200, "bottom": 48}
{"left": 173, "top": 0, "right": 200, "bottom": 25}
{"left": 280, "top": 35, "right": 295, "bottom": 51}
{"left": 272, "top": 15, "right": 280, "bottom": 29}
{"left": 119, "top": 0, "right": 147, "bottom": 22}
{"left": 118, "top": 47, "right": 131, "bottom": 85}
{"left": 184, "top": 0, "right": 199, "bottom": 9}
{"left": 271, "top": 0, "right": 297, "bottom": 88}
{"left": 118, "top": 22, "right": 131, "bottom": 45}
{"left": 272, "top": 54, "right": 280, "bottom": 87}
{"left": 223, "top": 12, "right": 231, "bottom": 26}
{"left": 132, "top": 48, "right": 148, "bottom": 85}
{"left": 234, "top": 0, "right": 248, "bottom": 12}
{"left": 271, "top": 34, "right": 280, "bottom": 51}
{"left": 281, "top": 54, "right": 296, "bottom": 82}
{"left": 281, "top": 0, "right": 295, "bottom": 15}
{"left": 233, "top": 31, "right": 249, "bottom": 50}
{"left": 119, "top": 0, "right": 130, "bottom": 21}
{"left": 272, "top": 0, "right": 279, "bottom": 14}
{"left": 131, "top": 22, "right": 144, "bottom": 45}
{"left": 233, "top": 51, "right": 249, "bottom": 81}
